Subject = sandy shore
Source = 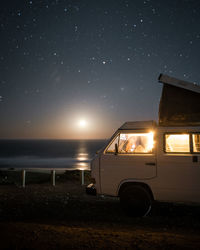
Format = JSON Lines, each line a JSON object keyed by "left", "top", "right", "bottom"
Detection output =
{"left": 0, "top": 171, "right": 200, "bottom": 249}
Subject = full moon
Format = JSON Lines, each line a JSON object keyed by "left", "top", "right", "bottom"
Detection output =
{"left": 79, "top": 119, "right": 87, "bottom": 127}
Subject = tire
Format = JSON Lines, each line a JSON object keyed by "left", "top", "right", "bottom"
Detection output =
{"left": 120, "top": 185, "right": 152, "bottom": 217}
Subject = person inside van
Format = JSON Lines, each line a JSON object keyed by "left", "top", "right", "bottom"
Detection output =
{"left": 124, "top": 136, "right": 145, "bottom": 153}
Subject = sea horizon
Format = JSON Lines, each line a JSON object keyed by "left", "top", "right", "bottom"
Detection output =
{"left": 0, "top": 139, "right": 108, "bottom": 170}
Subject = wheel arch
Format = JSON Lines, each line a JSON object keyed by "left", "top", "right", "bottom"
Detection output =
{"left": 118, "top": 180, "right": 154, "bottom": 201}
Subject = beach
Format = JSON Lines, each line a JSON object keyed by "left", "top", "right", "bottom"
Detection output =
{"left": 0, "top": 171, "right": 200, "bottom": 249}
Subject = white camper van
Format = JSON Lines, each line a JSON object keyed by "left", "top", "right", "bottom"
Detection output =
{"left": 87, "top": 120, "right": 200, "bottom": 216}
{"left": 86, "top": 74, "right": 200, "bottom": 216}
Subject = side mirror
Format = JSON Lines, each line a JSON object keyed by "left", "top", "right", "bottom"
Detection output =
{"left": 115, "top": 143, "right": 118, "bottom": 155}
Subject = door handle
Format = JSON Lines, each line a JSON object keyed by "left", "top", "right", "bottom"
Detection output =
{"left": 145, "top": 162, "right": 156, "bottom": 166}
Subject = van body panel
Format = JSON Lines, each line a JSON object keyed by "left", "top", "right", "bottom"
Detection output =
{"left": 155, "top": 127, "right": 200, "bottom": 203}
{"left": 99, "top": 127, "right": 157, "bottom": 196}
{"left": 100, "top": 153, "right": 156, "bottom": 196}
{"left": 91, "top": 121, "right": 200, "bottom": 204}
{"left": 90, "top": 155, "right": 101, "bottom": 194}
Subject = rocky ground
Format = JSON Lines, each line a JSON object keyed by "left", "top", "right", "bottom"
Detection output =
{"left": 0, "top": 170, "right": 200, "bottom": 249}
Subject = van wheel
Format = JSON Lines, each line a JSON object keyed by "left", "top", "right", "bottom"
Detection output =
{"left": 120, "top": 185, "right": 152, "bottom": 217}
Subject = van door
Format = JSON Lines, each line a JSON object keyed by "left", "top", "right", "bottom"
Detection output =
{"left": 156, "top": 130, "right": 200, "bottom": 203}
{"left": 100, "top": 131, "right": 157, "bottom": 196}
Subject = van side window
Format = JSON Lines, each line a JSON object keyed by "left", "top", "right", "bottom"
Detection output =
{"left": 192, "top": 134, "right": 200, "bottom": 152}
{"left": 106, "top": 136, "right": 119, "bottom": 153}
{"left": 118, "top": 133, "right": 154, "bottom": 154}
{"left": 165, "top": 134, "right": 190, "bottom": 153}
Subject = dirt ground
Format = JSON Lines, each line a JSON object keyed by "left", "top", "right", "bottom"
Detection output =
{"left": 0, "top": 171, "right": 200, "bottom": 249}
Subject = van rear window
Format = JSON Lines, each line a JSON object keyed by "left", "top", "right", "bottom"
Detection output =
{"left": 193, "top": 134, "right": 200, "bottom": 152}
{"left": 165, "top": 134, "right": 190, "bottom": 153}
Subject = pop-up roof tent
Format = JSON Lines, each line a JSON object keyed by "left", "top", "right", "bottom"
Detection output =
{"left": 158, "top": 74, "right": 200, "bottom": 126}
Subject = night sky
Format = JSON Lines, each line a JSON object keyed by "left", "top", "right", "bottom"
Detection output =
{"left": 0, "top": 0, "right": 200, "bottom": 139}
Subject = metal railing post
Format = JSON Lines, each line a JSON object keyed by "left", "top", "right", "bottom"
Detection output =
{"left": 51, "top": 170, "right": 56, "bottom": 186}
{"left": 81, "top": 170, "right": 84, "bottom": 185}
{"left": 22, "top": 170, "right": 26, "bottom": 188}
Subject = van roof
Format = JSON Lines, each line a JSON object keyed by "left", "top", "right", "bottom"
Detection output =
{"left": 119, "top": 120, "right": 157, "bottom": 130}
{"left": 158, "top": 74, "right": 200, "bottom": 94}
{"left": 158, "top": 74, "right": 200, "bottom": 125}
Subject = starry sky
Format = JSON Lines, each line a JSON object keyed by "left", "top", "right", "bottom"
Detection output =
{"left": 0, "top": 0, "right": 200, "bottom": 139}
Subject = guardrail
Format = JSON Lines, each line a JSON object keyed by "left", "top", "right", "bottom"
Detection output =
{"left": 0, "top": 168, "right": 87, "bottom": 187}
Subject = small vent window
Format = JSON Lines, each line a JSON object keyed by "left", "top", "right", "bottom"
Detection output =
{"left": 106, "top": 136, "right": 119, "bottom": 153}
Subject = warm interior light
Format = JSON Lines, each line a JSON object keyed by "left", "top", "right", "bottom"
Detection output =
{"left": 118, "top": 132, "right": 155, "bottom": 153}
{"left": 193, "top": 134, "right": 200, "bottom": 152}
{"left": 165, "top": 134, "right": 190, "bottom": 152}
{"left": 146, "top": 131, "right": 154, "bottom": 152}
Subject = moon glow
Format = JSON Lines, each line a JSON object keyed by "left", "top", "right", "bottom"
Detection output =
{"left": 79, "top": 119, "right": 87, "bottom": 128}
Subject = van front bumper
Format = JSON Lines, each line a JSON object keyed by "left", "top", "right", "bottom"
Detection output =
{"left": 86, "top": 183, "right": 96, "bottom": 196}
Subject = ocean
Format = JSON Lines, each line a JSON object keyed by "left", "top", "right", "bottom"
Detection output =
{"left": 0, "top": 139, "right": 108, "bottom": 170}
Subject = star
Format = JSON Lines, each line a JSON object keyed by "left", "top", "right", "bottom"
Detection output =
{"left": 0, "top": 0, "right": 199, "bottom": 141}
